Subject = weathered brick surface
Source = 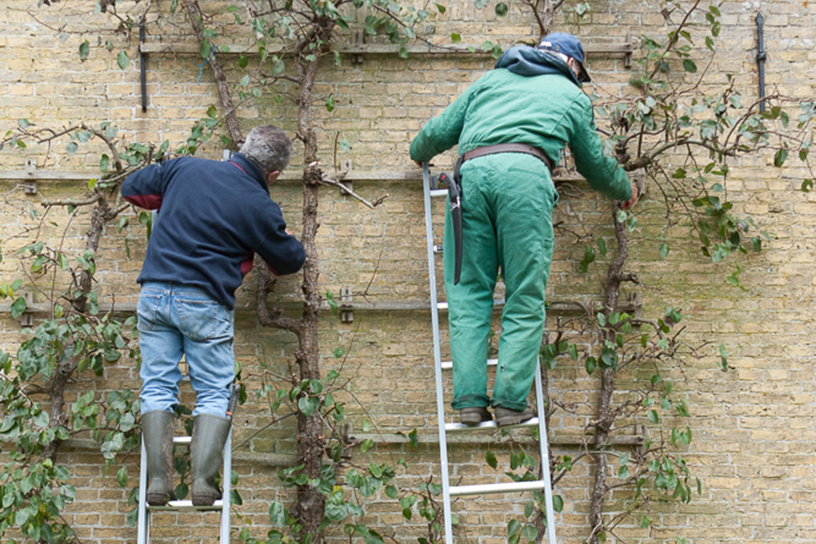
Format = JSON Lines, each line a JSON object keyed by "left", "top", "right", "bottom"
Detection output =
{"left": 1, "top": 0, "right": 815, "bottom": 542}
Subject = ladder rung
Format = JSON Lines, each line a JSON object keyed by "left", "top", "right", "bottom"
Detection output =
{"left": 430, "top": 189, "right": 448, "bottom": 198}
{"left": 173, "top": 436, "right": 192, "bottom": 445}
{"left": 434, "top": 245, "right": 443, "bottom": 253}
{"left": 445, "top": 417, "right": 539, "bottom": 433}
{"left": 147, "top": 499, "right": 224, "bottom": 511}
{"left": 436, "top": 299, "right": 505, "bottom": 311}
{"left": 440, "top": 358, "right": 497, "bottom": 370}
{"left": 450, "top": 480, "right": 550, "bottom": 497}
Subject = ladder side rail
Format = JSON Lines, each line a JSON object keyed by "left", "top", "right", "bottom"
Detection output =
{"left": 137, "top": 438, "right": 149, "bottom": 544}
{"left": 423, "top": 162, "right": 454, "bottom": 544}
{"left": 534, "top": 359, "right": 557, "bottom": 542}
{"left": 220, "top": 428, "right": 233, "bottom": 543}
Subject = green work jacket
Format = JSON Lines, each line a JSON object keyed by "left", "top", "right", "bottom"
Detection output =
{"left": 410, "top": 60, "right": 632, "bottom": 202}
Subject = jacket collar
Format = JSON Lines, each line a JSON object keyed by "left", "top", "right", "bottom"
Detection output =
{"left": 229, "top": 153, "right": 269, "bottom": 193}
{"left": 494, "top": 46, "right": 582, "bottom": 87}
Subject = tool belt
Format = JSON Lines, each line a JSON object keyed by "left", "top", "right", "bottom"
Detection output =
{"left": 448, "top": 143, "right": 553, "bottom": 286}
{"left": 459, "top": 143, "right": 554, "bottom": 172}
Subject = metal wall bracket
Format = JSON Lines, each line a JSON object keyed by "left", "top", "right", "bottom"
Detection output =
{"left": 340, "top": 287, "right": 353, "bottom": 323}
{"left": 20, "top": 293, "right": 34, "bottom": 327}
{"left": 339, "top": 159, "right": 353, "bottom": 195}
{"left": 351, "top": 30, "right": 365, "bottom": 65}
{"left": 22, "top": 160, "right": 37, "bottom": 194}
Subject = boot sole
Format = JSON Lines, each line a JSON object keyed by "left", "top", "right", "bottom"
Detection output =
{"left": 460, "top": 415, "right": 488, "bottom": 426}
{"left": 192, "top": 495, "right": 221, "bottom": 506}
{"left": 496, "top": 413, "right": 536, "bottom": 427}
{"left": 146, "top": 492, "right": 175, "bottom": 506}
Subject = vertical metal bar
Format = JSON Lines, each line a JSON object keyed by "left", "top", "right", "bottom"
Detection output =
{"left": 424, "top": 162, "right": 453, "bottom": 544}
{"left": 755, "top": 12, "right": 766, "bottom": 113}
{"left": 137, "top": 438, "right": 149, "bottom": 544}
{"left": 220, "top": 429, "right": 233, "bottom": 543}
{"left": 140, "top": 17, "right": 147, "bottom": 113}
{"left": 534, "top": 360, "right": 557, "bottom": 542}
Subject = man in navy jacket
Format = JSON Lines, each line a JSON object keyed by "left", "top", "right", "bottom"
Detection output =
{"left": 122, "top": 125, "right": 305, "bottom": 506}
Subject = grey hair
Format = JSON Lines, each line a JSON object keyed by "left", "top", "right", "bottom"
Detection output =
{"left": 238, "top": 125, "right": 292, "bottom": 176}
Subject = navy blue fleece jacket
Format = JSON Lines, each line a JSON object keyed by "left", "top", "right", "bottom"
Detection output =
{"left": 121, "top": 153, "right": 305, "bottom": 309}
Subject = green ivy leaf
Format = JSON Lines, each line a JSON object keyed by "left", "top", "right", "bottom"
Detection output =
{"left": 298, "top": 396, "right": 320, "bottom": 418}
{"left": 268, "top": 501, "right": 286, "bottom": 525}
{"left": 521, "top": 525, "right": 537, "bottom": 541}
{"left": 326, "top": 96, "right": 335, "bottom": 112}
{"left": 451, "top": 33, "right": 461, "bottom": 44}
{"left": 79, "top": 40, "right": 90, "bottom": 61}
{"left": 486, "top": 451, "right": 497, "bottom": 469}
{"left": 597, "top": 237, "right": 607, "bottom": 257}
{"left": 407, "top": 427, "right": 418, "bottom": 448}
{"left": 682, "top": 59, "right": 697, "bottom": 73}
{"left": 495, "top": 3, "right": 508, "bottom": 16}
{"left": 659, "top": 243, "right": 670, "bottom": 259}
{"left": 117, "top": 50, "right": 130, "bottom": 70}
{"left": 579, "top": 246, "right": 595, "bottom": 273}
{"left": 773, "top": 148, "right": 788, "bottom": 167}
{"left": 116, "top": 467, "right": 128, "bottom": 488}
{"left": 647, "top": 409, "right": 659, "bottom": 424}
{"left": 10, "top": 296, "right": 27, "bottom": 319}
{"left": 507, "top": 519, "right": 521, "bottom": 537}
{"left": 585, "top": 356, "right": 596, "bottom": 375}
{"left": 719, "top": 344, "right": 729, "bottom": 371}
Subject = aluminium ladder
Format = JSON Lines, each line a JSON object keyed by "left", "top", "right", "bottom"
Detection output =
{"left": 137, "top": 383, "right": 239, "bottom": 544}
{"left": 422, "top": 162, "right": 558, "bottom": 543}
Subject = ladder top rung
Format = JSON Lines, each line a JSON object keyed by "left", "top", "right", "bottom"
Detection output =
{"left": 450, "top": 480, "right": 550, "bottom": 497}
{"left": 147, "top": 499, "right": 223, "bottom": 511}
{"left": 445, "top": 417, "right": 539, "bottom": 433}
{"left": 440, "top": 358, "right": 497, "bottom": 370}
{"left": 430, "top": 189, "right": 448, "bottom": 197}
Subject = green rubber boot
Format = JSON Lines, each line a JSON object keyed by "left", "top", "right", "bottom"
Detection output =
{"left": 142, "top": 410, "right": 176, "bottom": 506}
{"left": 190, "top": 413, "right": 232, "bottom": 506}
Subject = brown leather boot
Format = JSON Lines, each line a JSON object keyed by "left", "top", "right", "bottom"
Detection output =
{"left": 495, "top": 406, "right": 536, "bottom": 427}
{"left": 459, "top": 407, "right": 493, "bottom": 426}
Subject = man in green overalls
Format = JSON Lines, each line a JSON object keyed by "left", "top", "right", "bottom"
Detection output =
{"left": 410, "top": 33, "right": 639, "bottom": 426}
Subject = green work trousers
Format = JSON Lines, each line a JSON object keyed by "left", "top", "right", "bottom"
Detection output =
{"left": 445, "top": 153, "right": 556, "bottom": 412}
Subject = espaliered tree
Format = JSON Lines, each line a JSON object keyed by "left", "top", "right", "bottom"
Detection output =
{"left": 0, "top": 122, "right": 158, "bottom": 542}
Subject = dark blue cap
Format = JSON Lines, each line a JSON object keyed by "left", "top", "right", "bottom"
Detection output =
{"left": 537, "top": 32, "right": 591, "bottom": 83}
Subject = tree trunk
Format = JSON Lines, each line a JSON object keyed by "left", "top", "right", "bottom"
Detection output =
{"left": 588, "top": 206, "right": 630, "bottom": 543}
{"left": 290, "top": 49, "right": 328, "bottom": 541}
{"left": 182, "top": 0, "right": 244, "bottom": 146}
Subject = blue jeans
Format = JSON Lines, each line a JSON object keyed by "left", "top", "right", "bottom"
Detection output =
{"left": 137, "top": 282, "right": 235, "bottom": 417}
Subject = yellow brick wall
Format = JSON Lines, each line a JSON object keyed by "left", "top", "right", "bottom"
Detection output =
{"left": 1, "top": 0, "right": 815, "bottom": 542}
